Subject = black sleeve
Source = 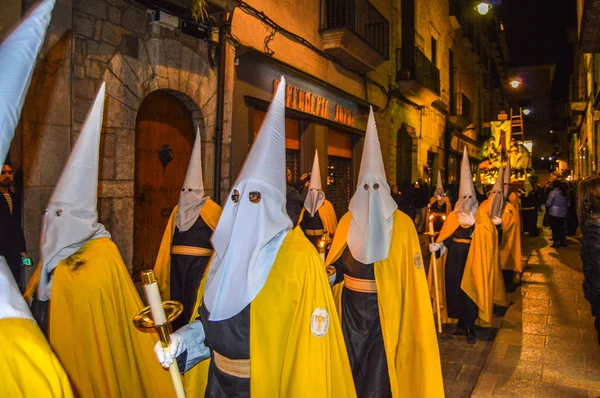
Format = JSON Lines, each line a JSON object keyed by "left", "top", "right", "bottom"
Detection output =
{"left": 582, "top": 222, "right": 600, "bottom": 316}
{"left": 330, "top": 256, "right": 345, "bottom": 285}
{"left": 12, "top": 194, "right": 27, "bottom": 252}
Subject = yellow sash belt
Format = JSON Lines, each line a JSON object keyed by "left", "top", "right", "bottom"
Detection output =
{"left": 304, "top": 229, "right": 325, "bottom": 236}
{"left": 453, "top": 238, "right": 472, "bottom": 244}
{"left": 213, "top": 351, "right": 250, "bottom": 378}
{"left": 171, "top": 245, "right": 213, "bottom": 257}
{"left": 343, "top": 274, "right": 377, "bottom": 293}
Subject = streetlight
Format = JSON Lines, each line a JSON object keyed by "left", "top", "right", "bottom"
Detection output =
{"left": 510, "top": 80, "right": 520, "bottom": 88}
{"left": 523, "top": 108, "right": 532, "bottom": 115}
{"left": 475, "top": 1, "right": 492, "bottom": 15}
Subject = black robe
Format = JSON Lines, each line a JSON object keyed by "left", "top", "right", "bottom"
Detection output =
{"left": 299, "top": 210, "right": 325, "bottom": 246}
{"left": 332, "top": 248, "right": 392, "bottom": 398}
{"left": 170, "top": 216, "right": 213, "bottom": 331}
{"left": 199, "top": 303, "right": 250, "bottom": 397}
{"left": 441, "top": 225, "right": 479, "bottom": 328}
{"left": 429, "top": 200, "right": 448, "bottom": 232}
{"left": 521, "top": 194, "right": 539, "bottom": 236}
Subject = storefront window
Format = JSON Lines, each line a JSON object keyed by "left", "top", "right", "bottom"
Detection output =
{"left": 328, "top": 156, "right": 352, "bottom": 218}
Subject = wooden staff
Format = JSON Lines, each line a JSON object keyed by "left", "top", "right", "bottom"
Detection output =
{"left": 427, "top": 219, "right": 442, "bottom": 334}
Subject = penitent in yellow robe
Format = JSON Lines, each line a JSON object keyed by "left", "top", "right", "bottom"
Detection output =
{"left": 327, "top": 210, "right": 444, "bottom": 398}
{"left": 26, "top": 237, "right": 176, "bottom": 398}
{"left": 154, "top": 198, "right": 222, "bottom": 300}
{"left": 185, "top": 226, "right": 357, "bottom": 397}
{"left": 428, "top": 208, "right": 507, "bottom": 327}
{"left": 0, "top": 317, "right": 73, "bottom": 397}
{"left": 296, "top": 199, "right": 339, "bottom": 235}
{"left": 479, "top": 200, "right": 523, "bottom": 274}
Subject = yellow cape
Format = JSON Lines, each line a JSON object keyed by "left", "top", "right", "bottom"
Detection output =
{"left": 428, "top": 196, "right": 452, "bottom": 215}
{"left": 185, "top": 227, "right": 356, "bottom": 397}
{"left": 429, "top": 209, "right": 507, "bottom": 327}
{"left": 508, "top": 192, "right": 519, "bottom": 211}
{"left": 479, "top": 200, "right": 523, "bottom": 273}
{"left": 36, "top": 237, "right": 176, "bottom": 397}
{"left": 297, "top": 199, "right": 338, "bottom": 236}
{"left": 326, "top": 210, "right": 444, "bottom": 398}
{"left": 499, "top": 202, "right": 523, "bottom": 273}
{"left": 0, "top": 317, "right": 73, "bottom": 397}
{"left": 154, "top": 199, "right": 222, "bottom": 300}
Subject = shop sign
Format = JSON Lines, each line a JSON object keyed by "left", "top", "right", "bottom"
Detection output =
{"left": 273, "top": 79, "right": 355, "bottom": 127}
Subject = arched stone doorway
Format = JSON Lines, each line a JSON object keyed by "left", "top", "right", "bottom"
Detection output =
{"left": 396, "top": 126, "right": 413, "bottom": 186}
{"left": 132, "top": 90, "right": 199, "bottom": 279}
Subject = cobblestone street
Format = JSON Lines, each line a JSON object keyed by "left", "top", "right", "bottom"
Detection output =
{"left": 431, "top": 225, "right": 600, "bottom": 397}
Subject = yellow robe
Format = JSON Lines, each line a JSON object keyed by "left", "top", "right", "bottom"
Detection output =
{"left": 508, "top": 192, "right": 519, "bottom": 211}
{"left": 326, "top": 210, "right": 444, "bottom": 398}
{"left": 154, "top": 199, "right": 222, "bottom": 300}
{"left": 296, "top": 199, "right": 338, "bottom": 235}
{"left": 185, "top": 227, "right": 356, "bottom": 397}
{"left": 0, "top": 317, "right": 73, "bottom": 397}
{"left": 479, "top": 200, "right": 523, "bottom": 273}
{"left": 26, "top": 237, "right": 176, "bottom": 397}
{"left": 499, "top": 202, "right": 523, "bottom": 273}
{"left": 428, "top": 209, "right": 507, "bottom": 327}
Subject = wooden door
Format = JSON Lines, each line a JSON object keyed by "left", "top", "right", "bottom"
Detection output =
{"left": 133, "top": 91, "right": 194, "bottom": 281}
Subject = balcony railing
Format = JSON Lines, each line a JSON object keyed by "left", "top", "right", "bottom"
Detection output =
{"left": 396, "top": 47, "right": 441, "bottom": 95}
{"left": 450, "top": 93, "right": 473, "bottom": 120}
{"left": 321, "top": 0, "right": 390, "bottom": 59}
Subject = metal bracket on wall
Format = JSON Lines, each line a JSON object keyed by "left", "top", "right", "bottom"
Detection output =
{"left": 158, "top": 144, "right": 174, "bottom": 168}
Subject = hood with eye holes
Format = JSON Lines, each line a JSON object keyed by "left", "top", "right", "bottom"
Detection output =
{"left": 203, "top": 76, "right": 292, "bottom": 321}
{"left": 37, "top": 83, "right": 110, "bottom": 301}
{"left": 177, "top": 128, "right": 206, "bottom": 232}
{"left": 347, "top": 107, "right": 397, "bottom": 264}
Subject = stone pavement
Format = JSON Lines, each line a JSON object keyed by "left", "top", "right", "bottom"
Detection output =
{"left": 471, "top": 230, "right": 600, "bottom": 397}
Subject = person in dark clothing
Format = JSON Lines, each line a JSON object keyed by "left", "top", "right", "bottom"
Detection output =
{"left": 414, "top": 179, "right": 429, "bottom": 232}
{"left": 520, "top": 179, "right": 539, "bottom": 236}
{"left": 546, "top": 180, "right": 569, "bottom": 248}
{"left": 567, "top": 182, "right": 579, "bottom": 235}
{"left": 0, "top": 163, "right": 28, "bottom": 289}
{"left": 397, "top": 179, "right": 416, "bottom": 220}
{"left": 578, "top": 176, "right": 600, "bottom": 345}
{"left": 285, "top": 168, "right": 309, "bottom": 225}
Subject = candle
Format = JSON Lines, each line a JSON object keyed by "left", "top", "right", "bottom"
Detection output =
{"left": 319, "top": 252, "right": 325, "bottom": 263}
{"left": 143, "top": 281, "right": 167, "bottom": 326}
{"left": 429, "top": 220, "right": 435, "bottom": 235}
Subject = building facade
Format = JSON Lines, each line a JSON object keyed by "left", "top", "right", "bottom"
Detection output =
{"left": 7, "top": 0, "right": 511, "bottom": 274}
{"left": 569, "top": 0, "right": 600, "bottom": 179}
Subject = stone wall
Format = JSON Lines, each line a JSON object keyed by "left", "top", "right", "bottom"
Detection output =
{"left": 22, "top": 0, "right": 230, "bottom": 269}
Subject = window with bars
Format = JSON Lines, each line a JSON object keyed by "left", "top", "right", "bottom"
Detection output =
{"left": 327, "top": 156, "right": 352, "bottom": 219}
{"left": 286, "top": 149, "right": 300, "bottom": 182}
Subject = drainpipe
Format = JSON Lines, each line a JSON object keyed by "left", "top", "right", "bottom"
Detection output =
{"left": 213, "top": 14, "right": 229, "bottom": 204}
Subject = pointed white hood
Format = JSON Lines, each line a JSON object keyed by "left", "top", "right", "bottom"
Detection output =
{"left": 347, "top": 107, "right": 397, "bottom": 264}
{"left": 489, "top": 168, "right": 505, "bottom": 219}
{"left": 176, "top": 127, "right": 206, "bottom": 232}
{"left": 204, "top": 76, "right": 292, "bottom": 321}
{"left": 455, "top": 146, "right": 478, "bottom": 216}
{"left": 304, "top": 150, "right": 325, "bottom": 217}
{"left": 0, "top": 0, "right": 55, "bottom": 165}
{"left": 0, "top": 257, "right": 34, "bottom": 320}
{"left": 503, "top": 161, "right": 511, "bottom": 198}
{"left": 434, "top": 170, "right": 444, "bottom": 198}
{"left": 37, "top": 83, "right": 110, "bottom": 301}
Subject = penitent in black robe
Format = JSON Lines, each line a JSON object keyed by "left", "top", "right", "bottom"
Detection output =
{"left": 332, "top": 248, "right": 392, "bottom": 398}
{"left": 521, "top": 194, "right": 539, "bottom": 236}
{"left": 300, "top": 211, "right": 325, "bottom": 246}
{"left": 442, "top": 225, "right": 479, "bottom": 328}
{"left": 430, "top": 200, "right": 448, "bottom": 232}
{"left": 170, "top": 216, "right": 213, "bottom": 331}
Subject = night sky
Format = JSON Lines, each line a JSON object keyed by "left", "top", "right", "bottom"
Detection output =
{"left": 499, "top": 0, "right": 576, "bottom": 100}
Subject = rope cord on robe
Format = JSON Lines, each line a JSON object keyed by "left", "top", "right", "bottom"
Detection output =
{"left": 453, "top": 238, "right": 472, "bottom": 244}
{"left": 171, "top": 246, "right": 214, "bottom": 256}
{"left": 213, "top": 351, "right": 250, "bottom": 378}
{"left": 343, "top": 274, "right": 378, "bottom": 293}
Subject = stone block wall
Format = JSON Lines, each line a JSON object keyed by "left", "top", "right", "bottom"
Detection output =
{"left": 21, "top": 0, "right": 230, "bottom": 270}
